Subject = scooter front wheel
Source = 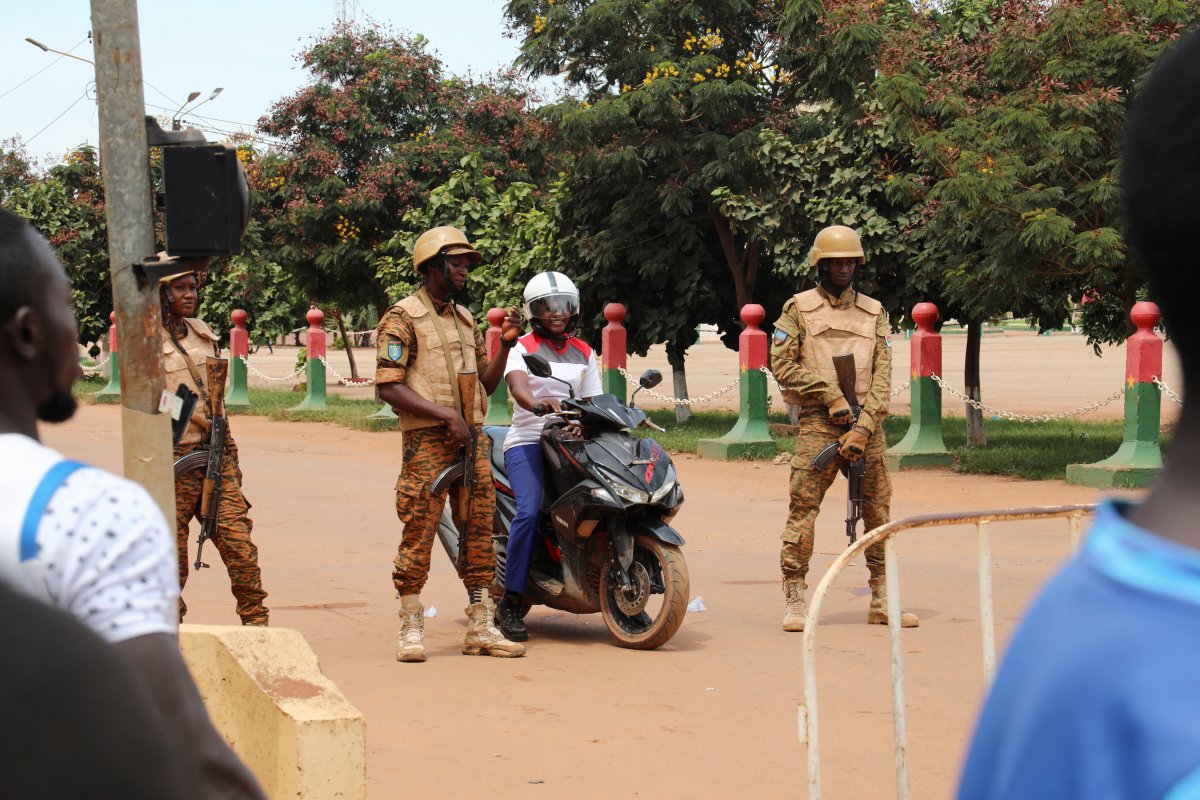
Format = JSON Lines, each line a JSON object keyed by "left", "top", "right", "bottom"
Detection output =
{"left": 599, "top": 534, "right": 689, "bottom": 650}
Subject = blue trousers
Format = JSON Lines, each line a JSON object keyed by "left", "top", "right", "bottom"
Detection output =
{"left": 503, "top": 444, "right": 544, "bottom": 593}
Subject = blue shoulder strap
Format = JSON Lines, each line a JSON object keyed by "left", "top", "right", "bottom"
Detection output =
{"left": 20, "top": 460, "right": 87, "bottom": 562}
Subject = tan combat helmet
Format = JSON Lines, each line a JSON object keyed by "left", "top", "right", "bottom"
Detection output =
{"left": 412, "top": 226, "right": 483, "bottom": 273}
{"left": 810, "top": 225, "right": 865, "bottom": 266}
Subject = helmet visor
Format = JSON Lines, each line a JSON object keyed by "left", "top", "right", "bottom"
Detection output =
{"left": 529, "top": 294, "right": 579, "bottom": 319}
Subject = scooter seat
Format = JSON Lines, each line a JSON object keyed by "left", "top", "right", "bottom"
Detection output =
{"left": 484, "top": 425, "right": 509, "bottom": 476}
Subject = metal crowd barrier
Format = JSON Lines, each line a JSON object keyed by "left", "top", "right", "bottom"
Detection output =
{"left": 799, "top": 504, "right": 1096, "bottom": 799}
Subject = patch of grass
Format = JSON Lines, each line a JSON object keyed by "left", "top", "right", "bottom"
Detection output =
{"left": 939, "top": 416, "right": 1133, "bottom": 481}
{"left": 81, "top": 382, "right": 1147, "bottom": 482}
{"left": 232, "top": 388, "right": 390, "bottom": 432}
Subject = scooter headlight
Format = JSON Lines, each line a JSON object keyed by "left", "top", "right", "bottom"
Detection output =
{"left": 650, "top": 475, "right": 677, "bottom": 504}
{"left": 607, "top": 481, "right": 650, "bottom": 505}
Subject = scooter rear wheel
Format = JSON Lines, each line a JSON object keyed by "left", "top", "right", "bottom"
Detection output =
{"left": 599, "top": 534, "right": 689, "bottom": 650}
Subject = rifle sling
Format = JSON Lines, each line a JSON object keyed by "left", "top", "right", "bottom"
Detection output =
{"left": 168, "top": 322, "right": 213, "bottom": 428}
{"left": 417, "top": 287, "right": 468, "bottom": 417}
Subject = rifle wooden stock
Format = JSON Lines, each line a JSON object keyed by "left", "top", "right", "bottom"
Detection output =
{"left": 831, "top": 353, "right": 859, "bottom": 414}
{"left": 199, "top": 357, "right": 229, "bottom": 519}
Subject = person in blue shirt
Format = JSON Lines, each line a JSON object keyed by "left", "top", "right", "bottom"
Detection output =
{"left": 958, "top": 31, "right": 1200, "bottom": 800}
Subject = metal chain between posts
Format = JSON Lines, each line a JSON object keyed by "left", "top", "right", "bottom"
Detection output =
{"left": 240, "top": 355, "right": 304, "bottom": 384}
{"left": 931, "top": 373, "right": 1124, "bottom": 422}
{"left": 1154, "top": 376, "right": 1184, "bottom": 406}
{"left": 319, "top": 355, "right": 376, "bottom": 387}
{"left": 79, "top": 351, "right": 111, "bottom": 374}
{"left": 758, "top": 366, "right": 909, "bottom": 397}
{"left": 617, "top": 366, "right": 738, "bottom": 406}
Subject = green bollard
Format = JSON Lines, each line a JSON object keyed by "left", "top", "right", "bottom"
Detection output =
{"left": 289, "top": 308, "right": 328, "bottom": 412}
{"left": 1066, "top": 302, "right": 1164, "bottom": 488}
{"left": 224, "top": 309, "right": 251, "bottom": 410}
{"left": 888, "top": 303, "right": 953, "bottom": 469}
{"left": 697, "top": 304, "right": 777, "bottom": 460}
{"left": 484, "top": 307, "right": 512, "bottom": 425}
{"left": 94, "top": 311, "right": 121, "bottom": 404}
{"left": 601, "top": 303, "right": 627, "bottom": 403}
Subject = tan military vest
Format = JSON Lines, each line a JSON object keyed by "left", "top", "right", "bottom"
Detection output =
{"left": 395, "top": 294, "right": 488, "bottom": 431}
{"left": 789, "top": 288, "right": 881, "bottom": 406}
{"left": 162, "top": 317, "right": 220, "bottom": 446}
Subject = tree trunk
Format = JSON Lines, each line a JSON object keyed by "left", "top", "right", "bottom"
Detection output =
{"left": 965, "top": 318, "right": 987, "bottom": 447}
{"left": 667, "top": 347, "right": 693, "bottom": 424}
{"left": 709, "top": 205, "right": 759, "bottom": 311}
{"left": 336, "top": 314, "right": 359, "bottom": 380}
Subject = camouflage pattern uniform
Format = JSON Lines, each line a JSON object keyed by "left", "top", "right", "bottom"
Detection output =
{"left": 770, "top": 285, "right": 892, "bottom": 582}
{"left": 174, "top": 440, "right": 267, "bottom": 624}
{"left": 376, "top": 297, "right": 496, "bottom": 595}
{"left": 164, "top": 318, "right": 268, "bottom": 625}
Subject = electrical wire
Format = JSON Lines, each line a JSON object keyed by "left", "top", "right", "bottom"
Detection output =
{"left": 0, "top": 36, "right": 89, "bottom": 100}
{"left": 23, "top": 88, "right": 91, "bottom": 146}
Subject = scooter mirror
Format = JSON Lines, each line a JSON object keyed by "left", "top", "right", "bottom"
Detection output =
{"left": 523, "top": 353, "right": 553, "bottom": 378}
{"left": 639, "top": 369, "right": 663, "bottom": 390}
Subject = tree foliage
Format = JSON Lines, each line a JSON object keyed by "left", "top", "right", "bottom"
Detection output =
{"left": 504, "top": 0, "right": 810, "bottom": 355}
{"left": 257, "top": 25, "right": 548, "bottom": 316}
{"left": 866, "top": 0, "right": 1199, "bottom": 348}
{"left": 5, "top": 146, "right": 112, "bottom": 346}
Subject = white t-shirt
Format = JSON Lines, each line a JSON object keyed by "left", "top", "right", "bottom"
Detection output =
{"left": 503, "top": 333, "right": 603, "bottom": 451}
{"left": 0, "top": 433, "right": 179, "bottom": 644}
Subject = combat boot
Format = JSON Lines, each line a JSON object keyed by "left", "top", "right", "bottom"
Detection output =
{"left": 396, "top": 594, "right": 426, "bottom": 662}
{"left": 496, "top": 591, "right": 529, "bottom": 642}
{"left": 463, "top": 603, "right": 526, "bottom": 657}
{"left": 782, "top": 577, "right": 807, "bottom": 632}
{"left": 867, "top": 580, "right": 919, "bottom": 628}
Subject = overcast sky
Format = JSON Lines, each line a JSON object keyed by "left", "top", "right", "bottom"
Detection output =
{"left": 2, "top": 0, "right": 547, "bottom": 163}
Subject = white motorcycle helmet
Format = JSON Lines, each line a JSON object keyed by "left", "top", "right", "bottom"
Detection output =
{"left": 522, "top": 271, "right": 581, "bottom": 338}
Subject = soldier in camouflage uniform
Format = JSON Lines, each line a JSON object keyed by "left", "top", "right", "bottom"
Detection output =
{"left": 770, "top": 225, "right": 918, "bottom": 632}
{"left": 161, "top": 266, "right": 268, "bottom": 626}
{"left": 375, "top": 226, "right": 526, "bottom": 661}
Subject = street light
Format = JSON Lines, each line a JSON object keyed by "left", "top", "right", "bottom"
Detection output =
{"left": 171, "top": 91, "right": 202, "bottom": 130}
{"left": 25, "top": 37, "right": 94, "bottom": 66}
{"left": 171, "top": 87, "right": 222, "bottom": 130}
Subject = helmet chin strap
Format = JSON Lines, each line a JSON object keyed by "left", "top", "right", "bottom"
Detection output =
{"left": 437, "top": 254, "right": 470, "bottom": 303}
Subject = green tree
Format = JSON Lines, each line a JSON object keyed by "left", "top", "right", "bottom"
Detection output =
{"left": 865, "top": 0, "right": 1198, "bottom": 442}
{"left": 6, "top": 146, "right": 112, "bottom": 347}
{"left": 504, "top": 0, "right": 810, "bottom": 365}
{"left": 257, "top": 24, "right": 547, "bottom": 318}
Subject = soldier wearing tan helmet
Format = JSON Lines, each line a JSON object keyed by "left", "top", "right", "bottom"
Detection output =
{"left": 160, "top": 263, "right": 269, "bottom": 627}
{"left": 769, "top": 225, "right": 918, "bottom": 632}
{"left": 374, "top": 225, "right": 526, "bottom": 661}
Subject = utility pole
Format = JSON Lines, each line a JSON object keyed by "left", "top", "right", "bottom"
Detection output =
{"left": 90, "top": 0, "right": 175, "bottom": 519}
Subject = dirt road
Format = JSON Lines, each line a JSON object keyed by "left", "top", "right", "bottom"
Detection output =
{"left": 44, "top": 404, "right": 1135, "bottom": 799}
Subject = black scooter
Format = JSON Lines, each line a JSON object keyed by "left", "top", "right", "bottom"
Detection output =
{"left": 434, "top": 354, "right": 689, "bottom": 650}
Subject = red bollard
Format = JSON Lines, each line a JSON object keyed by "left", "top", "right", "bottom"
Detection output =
{"left": 888, "top": 302, "right": 952, "bottom": 469}
{"left": 289, "top": 307, "right": 327, "bottom": 411}
{"left": 484, "top": 308, "right": 511, "bottom": 424}
{"left": 225, "top": 309, "right": 251, "bottom": 409}
{"left": 602, "top": 303, "right": 627, "bottom": 401}
{"left": 1067, "top": 301, "right": 1163, "bottom": 487}
{"left": 696, "top": 304, "right": 776, "bottom": 459}
{"left": 95, "top": 311, "right": 121, "bottom": 401}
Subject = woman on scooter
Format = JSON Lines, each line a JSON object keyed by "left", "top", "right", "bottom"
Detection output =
{"left": 497, "top": 272, "right": 603, "bottom": 642}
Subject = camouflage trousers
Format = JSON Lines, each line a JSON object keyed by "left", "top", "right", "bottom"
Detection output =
{"left": 175, "top": 441, "right": 268, "bottom": 625}
{"left": 392, "top": 425, "right": 496, "bottom": 596}
{"left": 781, "top": 412, "right": 892, "bottom": 581}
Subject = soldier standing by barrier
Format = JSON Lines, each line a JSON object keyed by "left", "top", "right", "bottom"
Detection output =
{"left": 769, "top": 225, "right": 918, "bottom": 632}
{"left": 161, "top": 265, "right": 269, "bottom": 626}
{"left": 375, "top": 226, "right": 525, "bottom": 662}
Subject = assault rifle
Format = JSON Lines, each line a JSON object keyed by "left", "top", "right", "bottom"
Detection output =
{"left": 455, "top": 371, "right": 479, "bottom": 569}
{"left": 811, "top": 354, "right": 866, "bottom": 544}
{"left": 172, "top": 357, "right": 229, "bottom": 570}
